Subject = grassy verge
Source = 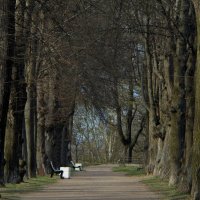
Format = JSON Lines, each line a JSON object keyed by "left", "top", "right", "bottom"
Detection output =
{"left": 113, "top": 165, "right": 145, "bottom": 176}
{"left": 142, "top": 176, "right": 190, "bottom": 200}
{"left": 0, "top": 176, "right": 58, "bottom": 200}
{"left": 113, "top": 165, "right": 191, "bottom": 200}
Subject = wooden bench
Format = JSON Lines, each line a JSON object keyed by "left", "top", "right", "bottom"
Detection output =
{"left": 50, "top": 161, "right": 64, "bottom": 179}
{"left": 70, "top": 161, "right": 83, "bottom": 171}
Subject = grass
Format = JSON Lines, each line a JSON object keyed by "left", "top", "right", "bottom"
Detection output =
{"left": 0, "top": 176, "right": 58, "bottom": 200}
{"left": 113, "top": 165, "right": 145, "bottom": 176}
{"left": 113, "top": 165, "right": 191, "bottom": 200}
{"left": 142, "top": 176, "right": 191, "bottom": 200}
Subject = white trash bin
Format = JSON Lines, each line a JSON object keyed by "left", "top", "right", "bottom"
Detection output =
{"left": 60, "top": 167, "right": 71, "bottom": 179}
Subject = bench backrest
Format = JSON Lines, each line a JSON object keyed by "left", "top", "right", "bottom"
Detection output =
{"left": 70, "top": 161, "right": 75, "bottom": 167}
{"left": 50, "top": 161, "right": 56, "bottom": 171}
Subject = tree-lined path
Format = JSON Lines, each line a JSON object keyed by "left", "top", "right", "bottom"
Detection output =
{"left": 18, "top": 165, "right": 160, "bottom": 200}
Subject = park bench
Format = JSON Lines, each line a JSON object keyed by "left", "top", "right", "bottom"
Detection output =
{"left": 70, "top": 161, "right": 83, "bottom": 171}
{"left": 50, "top": 161, "right": 64, "bottom": 179}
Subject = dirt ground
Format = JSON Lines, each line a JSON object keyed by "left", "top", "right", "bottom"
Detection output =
{"left": 18, "top": 164, "right": 161, "bottom": 200}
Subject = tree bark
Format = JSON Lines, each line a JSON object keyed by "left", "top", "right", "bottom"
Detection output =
{"left": 25, "top": 31, "right": 37, "bottom": 178}
{"left": 191, "top": 1, "right": 200, "bottom": 199}
{"left": 0, "top": 0, "right": 16, "bottom": 185}
{"left": 168, "top": 0, "right": 194, "bottom": 186}
{"left": 178, "top": 0, "right": 196, "bottom": 193}
{"left": 5, "top": 0, "right": 35, "bottom": 183}
{"left": 36, "top": 80, "right": 46, "bottom": 176}
{"left": 145, "top": 34, "right": 158, "bottom": 172}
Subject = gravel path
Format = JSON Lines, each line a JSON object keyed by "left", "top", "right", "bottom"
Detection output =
{"left": 19, "top": 165, "right": 161, "bottom": 200}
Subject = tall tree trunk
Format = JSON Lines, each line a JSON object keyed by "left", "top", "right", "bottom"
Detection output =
{"left": 169, "top": 0, "right": 193, "bottom": 186}
{"left": 25, "top": 38, "right": 37, "bottom": 178}
{"left": 179, "top": 0, "right": 196, "bottom": 193}
{"left": 0, "top": 0, "right": 16, "bottom": 185}
{"left": 191, "top": 1, "right": 200, "bottom": 199}
{"left": 44, "top": 78, "right": 56, "bottom": 169}
{"left": 36, "top": 80, "right": 46, "bottom": 175}
{"left": 24, "top": 0, "right": 38, "bottom": 179}
{"left": 5, "top": 0, "right": 35, "bottom": 183}
{"left": 60, "top": 113, "right": 74, "bottom": 166}
{"left": 145, "top": 35, "right": 158, "bottom": 172}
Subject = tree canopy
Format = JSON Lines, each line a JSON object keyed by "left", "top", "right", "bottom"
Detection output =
{"left": 0, "top": 0, "right": 200, "bottom": 199}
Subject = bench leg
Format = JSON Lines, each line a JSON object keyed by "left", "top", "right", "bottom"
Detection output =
{"left": 60, "top": 171, "right": 64, "bottom": 179}
{"left": 50, "top": 172, "right": 54, "bottom": 178}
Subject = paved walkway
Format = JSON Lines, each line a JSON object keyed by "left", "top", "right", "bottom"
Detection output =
{"left": 19, "top": 165, "right": 161, "bottom": 200}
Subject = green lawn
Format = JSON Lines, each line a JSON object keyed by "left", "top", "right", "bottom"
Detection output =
{"left": 113, "top": 165, "right": 191, "bottom": 200}
{"left": 113, "top": 165, "right": 145, "bottom": 176}
{"left": 0, "top": 176, "right": 58, "bottom": 200}
{"left": 142, "top": 176, "right": 190, "bottom": 200}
